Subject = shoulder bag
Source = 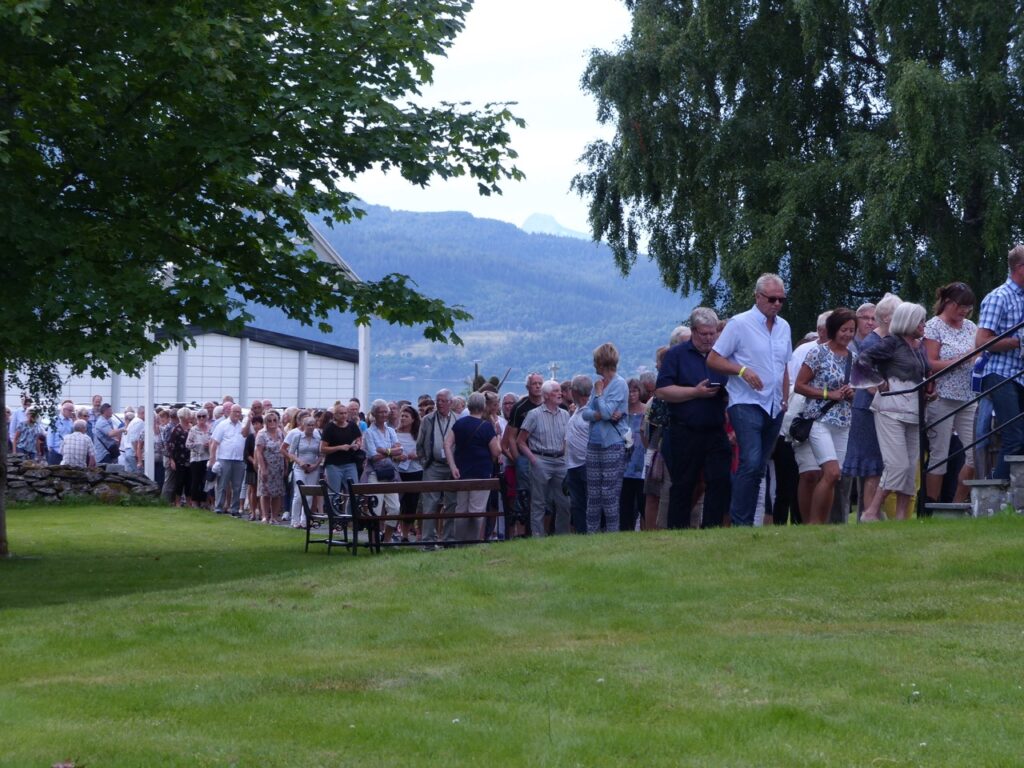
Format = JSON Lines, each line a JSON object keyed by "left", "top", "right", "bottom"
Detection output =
{"left": 789, "top": 350, "right": 852, "bottom": 444}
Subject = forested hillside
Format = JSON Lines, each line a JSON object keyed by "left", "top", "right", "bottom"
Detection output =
{"left": 246, "top": 204, "right": 696, "bottom": 400}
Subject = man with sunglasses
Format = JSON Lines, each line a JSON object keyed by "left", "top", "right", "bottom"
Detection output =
{"left": 708, "top": 273, "right": 793, "bottom": 526}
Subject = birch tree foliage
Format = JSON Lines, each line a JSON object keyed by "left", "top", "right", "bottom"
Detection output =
{"left": 574, "top": 0, "right": 1024, "bottom": 332}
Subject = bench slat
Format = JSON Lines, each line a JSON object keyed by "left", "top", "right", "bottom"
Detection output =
{"left": 350, "top": 478, "right": 500, "bottom": 495}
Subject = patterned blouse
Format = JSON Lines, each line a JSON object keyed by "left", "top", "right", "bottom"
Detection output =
{"left": 186, "top": 426, "right": 212, "bottom": 464}
{"left": 800, "top": 344, "right": 853, "bottom": 427}
{"left": 924, "top": 316, "right": 977, "bottom": 401}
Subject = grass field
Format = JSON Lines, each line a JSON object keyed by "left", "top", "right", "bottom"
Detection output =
{"left": 1, "top": 505, "right": 1023, "bottom": 767}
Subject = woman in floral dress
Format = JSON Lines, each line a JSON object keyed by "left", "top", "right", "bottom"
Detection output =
{"left": 256, "top": 410, "right": 287, "bottom": 524}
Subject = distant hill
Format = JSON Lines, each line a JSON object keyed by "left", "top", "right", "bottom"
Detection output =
{"left": 521, "top": 213, "right": 589, "bottom": 240}
{"left": 244, "top": 204, "right": 697, "bottom": 401}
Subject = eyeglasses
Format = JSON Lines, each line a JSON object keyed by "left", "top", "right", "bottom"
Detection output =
{"left": 196, "top": 414, "right": 207, "bottom": 419}
{"left": 758, "top": 292, "right": 787, "bottom": 305}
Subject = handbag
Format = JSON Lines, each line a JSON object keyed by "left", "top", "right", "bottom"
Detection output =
{"left": 788, "top": 415, "right": 815, "bottom": 444}
{"left": 788, "top": 349, "right": 852, "bottom": 444}
{"left": 372, "top": 456, "right": 398, "bottom": 482}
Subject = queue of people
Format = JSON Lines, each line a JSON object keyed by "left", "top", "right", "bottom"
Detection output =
{"left": 10, "top": 246, "right": 1024, "bottom": 534}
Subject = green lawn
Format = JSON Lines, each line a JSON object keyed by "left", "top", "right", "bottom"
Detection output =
{"left": 2, "top": 506, "right": 1022, "bottom": 767}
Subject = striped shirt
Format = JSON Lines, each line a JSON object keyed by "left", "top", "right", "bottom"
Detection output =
{"left": 520, "top": 404, "right": 569, "bottom": 454}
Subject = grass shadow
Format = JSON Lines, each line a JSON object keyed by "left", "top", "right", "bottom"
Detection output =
{"left": 0, "top": 505, "right": 383, "bottom": 610}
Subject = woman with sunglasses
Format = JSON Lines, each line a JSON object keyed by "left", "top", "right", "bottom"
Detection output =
{"left": 186, "top": 408, "right": 214, "bottom": 508}
{"left": 923, "top": 282, "right": 979, "bottom": 504}
{"left": 255, "top": 410, "right": 287, "bottom": 524}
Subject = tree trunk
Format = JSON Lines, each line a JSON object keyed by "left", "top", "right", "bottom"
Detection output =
{"left": 0, "top": 365, "right": 9, "bottom": 557}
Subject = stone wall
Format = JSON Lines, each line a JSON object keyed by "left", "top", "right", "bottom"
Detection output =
{"left": 4, "top": 456, "right": 161, "bottom": 503}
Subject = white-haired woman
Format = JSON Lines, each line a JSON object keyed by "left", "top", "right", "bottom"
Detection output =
{"left": 363, "top": 399, "right": 403, "bottom": 542}
{"left": 843, "top": 292, "right": 901, "bottom": 518}
{"left": 186, "top": 407, "right": 214, "bottom": 508}
{"left": 285, "top": 415, "right": 322, "bottom": 528}
{"left": 167, "top": 407, "right": 194, "bottom": 507}
{"left": 855, "top": 302, "right": 932, "bottom": 521}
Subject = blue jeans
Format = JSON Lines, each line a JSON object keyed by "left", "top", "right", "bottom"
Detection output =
{"left": 728, "top": 404, "right": 783, "bottom": 526}
{"left": 325, "top": 462, "right": 359, "bottom": 493}
{"left": 982, "top": 373, "right": 1024, "bottom": 479}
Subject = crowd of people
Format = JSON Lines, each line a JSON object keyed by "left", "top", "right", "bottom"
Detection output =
{"left": 10, "top": 245, "right": 1024, "bottom": 535}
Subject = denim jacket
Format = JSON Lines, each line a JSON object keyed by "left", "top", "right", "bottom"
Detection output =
{"left": 581, "top": 374, "right": 629, "bottom": 447}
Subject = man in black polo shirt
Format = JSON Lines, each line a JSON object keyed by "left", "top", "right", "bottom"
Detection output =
{"left": 502, "top": 372, "right": 544, "bottom": 485}
{"left": 501, "top": 373, "right": 544, "bottom": 536}
{"left": 655, "top": 307, "right": 731, "bottom": 528}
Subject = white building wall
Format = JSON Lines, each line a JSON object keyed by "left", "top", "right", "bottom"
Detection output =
{"left": 188, "top": 335, "right": 242, "bottom": 403}
{"left": 6, "top": 333, "right": 357, "bottom": 411}
{"left": 247, "top": 341, "right": 299, "bottom": 406}
{"left": 305, "top": 355, "right": 357, "bottom": 407}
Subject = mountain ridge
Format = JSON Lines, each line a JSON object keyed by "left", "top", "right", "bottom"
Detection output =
{"left": 244, "top": 204, "right": 697, "bottom": 401}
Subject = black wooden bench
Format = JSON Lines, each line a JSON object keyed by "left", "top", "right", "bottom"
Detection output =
{"left": 345, "top": 477, "right": 502, "bottom": 555}
{"left": 296, "top": 480, "right": 382, "bottom": 555}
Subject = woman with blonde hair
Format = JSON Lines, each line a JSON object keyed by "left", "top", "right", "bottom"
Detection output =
{"left": 581, "top": 342, "right": 629, "bottom": 533}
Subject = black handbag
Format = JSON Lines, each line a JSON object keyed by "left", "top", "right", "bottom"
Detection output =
{"left": 789, "top": 349, "right": 852, "bottom": 444}
{"left": 373, "top": 457, "right": 398, "bottom": 481}
{"left": 788, "top": 415, "right": 815, "bottom": 444}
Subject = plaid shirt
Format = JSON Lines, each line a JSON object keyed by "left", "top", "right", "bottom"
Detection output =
{"left": 978, "top": 277, "right": 1024, "bottom": 379}
{"left": 60, "top": 432, "right": 95, "bottom": 467}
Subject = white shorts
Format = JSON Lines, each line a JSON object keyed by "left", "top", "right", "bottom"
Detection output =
{"left": 794, "top": 420, "right": 849, "bottom": 472}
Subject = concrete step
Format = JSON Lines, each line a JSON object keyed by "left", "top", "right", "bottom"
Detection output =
{"left": 924, "top": 502, "right": 972, "bottom": 519}
{"left": 964, "top": 479, "right": 1010, "bottom": 517}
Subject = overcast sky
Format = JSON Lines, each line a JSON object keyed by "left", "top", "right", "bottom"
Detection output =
{"left": 351, "top": 0, "right": 632, "bottom": 235}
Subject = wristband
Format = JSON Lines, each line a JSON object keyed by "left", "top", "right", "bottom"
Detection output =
{"left": 823, "top": 387, "right": 828, "bottom": 400}
{"left": 738, "top": 366, "right": 747, "bottom": 378}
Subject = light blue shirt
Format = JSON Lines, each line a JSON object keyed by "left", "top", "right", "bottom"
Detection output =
{"left": 47, "top": 415, "right": 75, "bottom": 453}
{"left": 713, "top": 305, "right": 792, "bottom": 417}
{"left": 363, "top": 423, "right": 398, "bottom": 457}
{"left": 581, "top": 374, "right": 629, "bottom": 447}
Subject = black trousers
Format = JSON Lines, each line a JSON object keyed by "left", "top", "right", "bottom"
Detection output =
{"left": 770, "top": 438, "right": 801, "bottom": 525}
{"left": 667, "top": 422, "right": 731, "bottom": 529}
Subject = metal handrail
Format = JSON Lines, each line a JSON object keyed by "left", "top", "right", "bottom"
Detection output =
{"left": 879, "top": 316, "right": 1024, "bottom": 517}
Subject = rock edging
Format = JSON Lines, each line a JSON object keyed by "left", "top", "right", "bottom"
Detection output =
{"left": 4, "top": 455, "right": 161, "bottom": 503}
